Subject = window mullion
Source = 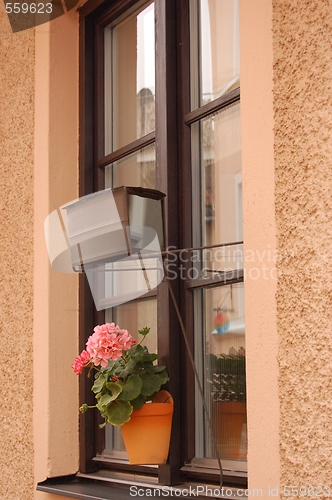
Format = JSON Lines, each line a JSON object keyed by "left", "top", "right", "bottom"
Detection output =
{"left": 154, "top": 0, "right": 184, "bottom": 486}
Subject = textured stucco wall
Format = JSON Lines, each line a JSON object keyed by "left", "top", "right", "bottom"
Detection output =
{"left": 273, "top": 0, "right": 332, "bottom": 492}
{"left": 0, "top": 4, "right": 35, "bottom": 500}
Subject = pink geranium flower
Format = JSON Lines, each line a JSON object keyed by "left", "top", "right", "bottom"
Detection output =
{"left": 83, "top": 322, "right": 136, "bottom": 368}
{"left": 71, "top": 325, "right": 168, "bottom": 428}
{"left": 71, "top": 349, "right": 91, "bottom": 375}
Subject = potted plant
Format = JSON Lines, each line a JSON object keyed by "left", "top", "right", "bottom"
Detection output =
{"left": 72, "top": 323, "right": 173, "bottom": 464}
{"left": 206, "top": 351, "right": 246, "bottom": 460}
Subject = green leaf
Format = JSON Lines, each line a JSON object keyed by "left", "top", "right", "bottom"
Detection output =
{"left": 140, "top": 373, "right": 162, "bottom": 396}
{"left": 98, "top": 386, "right": 121, "bottom": 407}
{"left": 127, "top": 344, "right": 144, "bottom": 359}
{"left": 148, "top": 353, "right": 158, "bottom": 363}
{"left": 142, "top": 362, "right": 163, "bottom": 375}
{"left": 130, "top": 394, "right": 146, "bottom": 409}
{"left": 92, "top": 372, "right": 108, "bottom": 393}
{"left": 158, "top": 368, "right": 169, "bottom": 386}
{"left": 105, "top": 359, "right": 116, "bottom": 371}
{"left": 118, "top": 374, "right": 142, "bottom": 401}
{"left": 105, "top": 382, "right": 122, "bottom": 400}
{"left": 154, "top": 365, "right": 166, "bottom": 373}
{"left": 128, "top": 344, "right": 157, "bottom": 364}
{"left": 106, "top": 400, "right": 133, "bottom": 426}
{"left": 117, "top": 358, "right": 137, "bottom": 378}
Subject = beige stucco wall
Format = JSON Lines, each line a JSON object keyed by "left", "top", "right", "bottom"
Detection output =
{"left": 0, "top": 5, "right": 35, "bottom": 499}
{"left": 273, "top": 0, "right": 332, "bottom": 492}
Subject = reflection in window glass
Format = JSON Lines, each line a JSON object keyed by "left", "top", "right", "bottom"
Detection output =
{"left": 192, "top": 101, "right": 242, "bottom": 276}
{"left": 190, "top": 0, "right": 240, "bottom": 109}
{"left": 104, "top": 1, "right": 155, "bottom": 153}
{"left": 194, "top": 283, "right": 246, "bottom": 461}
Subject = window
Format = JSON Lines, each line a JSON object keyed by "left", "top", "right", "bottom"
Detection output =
{"left": 79, "top": 0, "right": 245, "bottom": 487}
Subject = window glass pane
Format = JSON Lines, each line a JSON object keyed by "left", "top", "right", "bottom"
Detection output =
{"left": 194, "top": 283, "right": 246, "bottom": 462}
{"left": 192, "top": 101, "right": 242, "bottom": 277}
{"left": 105, "top": 143, "right": 156, "bottom": 189}
{"left": 105, "top": 1, "right": 155, "bottom": 153}
{"left": 104, "top": 298, "right": 157, "bottom": 456}
{"left": 190, "top": 0, "right": 240, "bottom": 109}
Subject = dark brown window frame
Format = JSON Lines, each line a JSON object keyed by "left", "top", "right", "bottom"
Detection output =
{"left": 79, "top": 0, "right": 245, "bottom": 488}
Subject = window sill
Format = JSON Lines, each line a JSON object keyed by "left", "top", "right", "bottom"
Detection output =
{"left": 37, "top": 473, "right": 247, "bottom": 500}
{"left": 37, "top": 475, "right": 141, "bottom": 500}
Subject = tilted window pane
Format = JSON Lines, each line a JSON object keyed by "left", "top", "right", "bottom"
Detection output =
{"left": 192, "top": 100, "right": 242, "bottom": 277}
{"left": 104, "top": 1, "right": 155, "bottom": 153}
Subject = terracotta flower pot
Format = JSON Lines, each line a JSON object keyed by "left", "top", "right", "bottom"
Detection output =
{"left": 212, "top": 401, "right": 246, "bottom": 460}
{"left": 120, "top": 391, "right": 174, "bottom": 465}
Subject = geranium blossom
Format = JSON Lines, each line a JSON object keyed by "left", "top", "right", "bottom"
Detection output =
{"left": 71, "top": 325, "right": 169, "bottom": 428}
{"left": 85, "top": 322, "right": 135, "bottom": 368}
{"left": 71, "top": 349, "right": 91, "bottom": 375}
